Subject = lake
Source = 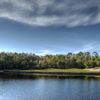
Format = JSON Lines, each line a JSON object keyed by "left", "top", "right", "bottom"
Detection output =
{"left": 0, "top": 76, "right": 100, "bottom": 100}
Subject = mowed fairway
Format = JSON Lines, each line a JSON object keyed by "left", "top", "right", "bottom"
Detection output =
{"left": 19, "top": 68, "right": 100, "bottom": 73}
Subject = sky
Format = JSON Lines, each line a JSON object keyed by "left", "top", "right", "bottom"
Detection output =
{"left": 0, "top": 0, "right": 100, "bottom": 55}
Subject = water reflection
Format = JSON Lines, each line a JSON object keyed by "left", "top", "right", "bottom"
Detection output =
{"left": 0, "top": 77, "right": 100, "bottom": 100}
{"left": 0, "top": 73, "right": 100, "bottom": 80}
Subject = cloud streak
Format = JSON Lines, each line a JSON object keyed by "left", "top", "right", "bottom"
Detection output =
{"left": 74, "top": 41, "right": 100, "bottom": 53}
{"left": 35, "top": 49, "right": 57, "bottom": 56}
{"left": 0, "top": 0, "right": 100, "bottom": 27}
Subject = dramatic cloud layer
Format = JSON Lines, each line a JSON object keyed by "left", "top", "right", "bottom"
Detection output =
{"left": 0, "top": 0, "right": 100, "bottom": 27}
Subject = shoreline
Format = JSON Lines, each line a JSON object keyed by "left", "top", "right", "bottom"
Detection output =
{"left": 1, "top": 69, "right": 100, "bottom": 78}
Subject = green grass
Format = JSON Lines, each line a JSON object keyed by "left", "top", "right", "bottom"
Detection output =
{"left": 2, "top": 68, "right": 100, "bottom": 78}
{"left": 17, "top": 68, "right": 100, "bottom": 73}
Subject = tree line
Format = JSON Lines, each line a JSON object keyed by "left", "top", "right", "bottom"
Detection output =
{"left": 0, "top": 52, "right": 100, "bottom": 70}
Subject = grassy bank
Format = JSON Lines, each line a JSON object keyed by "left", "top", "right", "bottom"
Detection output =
{"left": 18, "top": 68, "right": 100, "bottom": 73}
{"left": 1, "top": 68, "right": 100, "bottom": 78}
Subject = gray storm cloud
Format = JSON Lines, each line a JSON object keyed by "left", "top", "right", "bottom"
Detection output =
{"left": 0, "top": 0, "right": 100, "bottom": 27}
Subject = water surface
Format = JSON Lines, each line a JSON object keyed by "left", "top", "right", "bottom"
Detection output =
{"left": 0, "top": 77, "right": 100, "bottom": 100}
